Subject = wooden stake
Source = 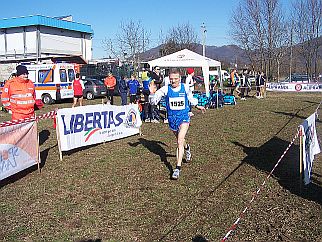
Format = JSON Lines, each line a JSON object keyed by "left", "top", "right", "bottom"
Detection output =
{"left": 55, "top": 116, "right": 63, "bottom": 161}
{"left": 299, "top": 127, "right": 303, "bottom": 192}
{"left": 36, "top": 122, "right": 41, "bottom": 173}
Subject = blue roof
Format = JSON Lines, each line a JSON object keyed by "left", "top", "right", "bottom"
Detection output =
{"left": 0, "top": 15, "right": 93, "bottom": 34}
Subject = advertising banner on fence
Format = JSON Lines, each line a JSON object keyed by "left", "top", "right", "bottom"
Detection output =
{"left": 0, "top": 121, "right": 39, "bottom": 180}
{"left": 301, "top": 113, "right": 321, "bottom": 185}
{"left": 266, "top": 82, "right": 322, "bottom": 92}
{"left": 56, "top": 104, "right": 142, "bottom": 151}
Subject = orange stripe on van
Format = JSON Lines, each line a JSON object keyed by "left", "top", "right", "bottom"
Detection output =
{"left": 43, "top": 65, "right": 56, "bottom": 84}
{"left": 35, "top": 86, "right": 56, "bottom": 91}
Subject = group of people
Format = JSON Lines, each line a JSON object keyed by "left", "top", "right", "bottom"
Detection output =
{"left": 229, "top": 69, "right": 266, "bottom": 100}
{"left": 1, "top": 65, "right": 205, "bottom": 181}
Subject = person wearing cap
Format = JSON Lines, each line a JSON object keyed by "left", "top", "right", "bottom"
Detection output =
{"left": 1, "top": 65, "right": 36, "bottom": 120}
{"left": 149, "top": 68, "right": 206, "bottom": 180}
{"left": 104, "top": 72, "right": 116, "bottom": 105}
{"left": 185, "top": 68, "right": 196, "bottom": 116}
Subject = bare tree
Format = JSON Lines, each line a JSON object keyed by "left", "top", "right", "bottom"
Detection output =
{"left": 231, "top": 0, "right": 290, "bottom": 81}
{"left": 292, "top": 0, "right": 322, "bottom": 78}
{"left": 230, "top": 0, "right": 266, "bottom": 72}
{"left": 116, "top": 20, "right": 150, "bottom": 71}
{"left": 101, "top": 38, "right": 118, "bottom": 59}
{"left": 262, "top": 0, "right": 289, "bottom": 81}
{"left": 159, "top": 22, "right": 199, "bottom": 56}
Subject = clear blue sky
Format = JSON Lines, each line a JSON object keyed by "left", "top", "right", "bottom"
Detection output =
{"left": 1, "top": 0, "right": 291, "bottom": 59}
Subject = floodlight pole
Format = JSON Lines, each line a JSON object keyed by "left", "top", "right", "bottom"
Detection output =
{"left": 201, "top": 23, "right": 207, "bottom": 56}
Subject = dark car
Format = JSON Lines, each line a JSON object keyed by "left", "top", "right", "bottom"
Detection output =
{"left": 85, "top": 75, "right": 120, "bottom": 96}
{"left": 82, "top": 78, "right": 107, "bottom": 100}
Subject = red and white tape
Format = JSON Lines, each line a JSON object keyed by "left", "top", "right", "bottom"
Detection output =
{"left": 221, "top": 129, "right": 300, "bottom": 242}
{"left": 0, "top": 110, "right": 57, "bottom": 128}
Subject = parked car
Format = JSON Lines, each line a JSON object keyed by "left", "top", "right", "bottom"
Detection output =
{"left": 281, "top": 73, "right": 311, "bottom": 83}
{"left": 82, "top": 78, "right": 107, "bottom": 100}
{"left": 84, "top": 75, "right": 120, "bottom": 96}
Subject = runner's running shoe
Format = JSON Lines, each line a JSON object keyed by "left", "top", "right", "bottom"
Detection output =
{"left": 185, "top": 144, "right": 192, "bottom": 162}
{"left": 172, "top": 168, "right": 180, "bottom": 180}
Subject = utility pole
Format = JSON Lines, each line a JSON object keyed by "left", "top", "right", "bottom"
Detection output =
{"left": 289, "top": 22, "right": 293, "bottom": 81}
{"left": 201, "top": 22, "right": 207, "bottom": 56}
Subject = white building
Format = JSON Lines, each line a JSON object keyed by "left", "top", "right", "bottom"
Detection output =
{"left": 0, "top": 15, "right": 93, "bottom": 79}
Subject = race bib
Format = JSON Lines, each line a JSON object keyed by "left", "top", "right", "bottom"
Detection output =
{"left": 169, "top": 97, "right": 185, "bottom": 110}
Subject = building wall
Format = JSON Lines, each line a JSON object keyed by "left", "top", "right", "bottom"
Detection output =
{"left": 0, "top": 25, "right": 92, "bottom": 62}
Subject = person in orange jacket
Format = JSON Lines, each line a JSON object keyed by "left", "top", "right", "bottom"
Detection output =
{"left": 104, "top": 72, "right": 116, "bottom": 105}
{"left": 1, "top": 65, "right": 36, "bottom": 120}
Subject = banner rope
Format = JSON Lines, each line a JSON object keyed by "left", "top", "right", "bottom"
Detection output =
{"left": 0, "top": 110, "right": 57, "bottom": 128}
{"left": 221, "top": 129, "right": 300, "bottom": 242}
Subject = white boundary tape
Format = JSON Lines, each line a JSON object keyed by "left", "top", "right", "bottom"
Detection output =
{"left": 221, "top": 130, "right": 300, "bottom": 241}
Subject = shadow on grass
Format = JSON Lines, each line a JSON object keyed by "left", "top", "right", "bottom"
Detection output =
{"left": 192, "top": 235, "right": 208, "bottom": 242}
{"left": 39, "top": 129, "right": 50, "bottom": 146}
{"left": 233, "top": 136, "right": 322, "bottom": 205}
{"left": 128, "top": 138, "right": 175, "bottom": 176}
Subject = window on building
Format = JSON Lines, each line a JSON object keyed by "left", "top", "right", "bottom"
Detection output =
{"left": 38, "top": 69, "right": 54, "bottom": 83}
{"left": 68, "top": 69, "right": 75, "bottom": 82}
{"left": 60, "top": 69, "right": 67, "bottom": 82}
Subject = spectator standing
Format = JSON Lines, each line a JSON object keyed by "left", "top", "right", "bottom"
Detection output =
{"left": 185, "top": 68, "right": 195, "bottom": 92}
{"left": 1, "top": 65, "right": 36, "bottom": 120}
{"left": 142, "top": 73, "right": 152, "bottom": 122}
{"left": 127, "top": 74, "right": 140, "bottom": 104}
{"left": 230, "top": 69, "right": 236, "bottom": 95}
{"left": 255, "top": 71, "right": 265, "bottom": 99}
{"left": 119, "top": 75, "right": 128, "bottom": 105}
{"left": 148, "top": 66, "right": 162, "bottom": 122}
{"left": 239, "top": 72, "right": 246, "bottom": 100}
{"left": 260, "top": 71, "right": 266, "bottom": 98}
{"left": 185, "top": 68, "right": 196, "bottom": 116}
{"left": 149, "top": 68, "right": 206, "bottom": 180}
{"left": 104, "top": 72, "right": 116, "bottom": 105}
{"left": 72, "top": 73, "right": 85, "bottom": 107}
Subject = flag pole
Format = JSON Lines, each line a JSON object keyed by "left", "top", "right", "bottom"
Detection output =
{"left": 299, "top": 126, "right": 303, "bottom": 192}
{"left": 55, "top": 116, "right": 63, "bottom": 161}
{"left": 37, "top": 122, "right": 41, "bottom": 173}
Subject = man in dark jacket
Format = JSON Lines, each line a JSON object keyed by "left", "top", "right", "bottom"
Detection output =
{"left": 118, "top": 76, "right": 128, "bottom": 105}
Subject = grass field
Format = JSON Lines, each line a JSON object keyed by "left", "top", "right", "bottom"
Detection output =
{"left": 0, "top": 92, "right": 321, "bottom": 242}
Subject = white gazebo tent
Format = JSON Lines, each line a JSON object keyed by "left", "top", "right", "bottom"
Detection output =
{"left": 148, "top": 49, "right": 222, "bottom": 96}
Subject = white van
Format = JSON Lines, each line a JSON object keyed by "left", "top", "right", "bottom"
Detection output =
{"left": 25, "top": 63, "right": 75, "bottom": 104}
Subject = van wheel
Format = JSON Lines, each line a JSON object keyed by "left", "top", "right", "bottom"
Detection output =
{"left": 86, "top": 92, "right": 94, "bottom": 100}
{"left": 42, "top": 94, "right": 53, "bottom": 104}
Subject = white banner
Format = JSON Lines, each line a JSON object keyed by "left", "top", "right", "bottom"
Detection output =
{"left": 301, "top": 113, "right": 321, "bottom": 185}
{"left": 0, "top": 122, "right": 39, "bottom": 180}
{"left": 56, "top": 104, "right": 142, "bottom": 151}
{"left": 266, "top": 82, "right": 322, "bottom": 92}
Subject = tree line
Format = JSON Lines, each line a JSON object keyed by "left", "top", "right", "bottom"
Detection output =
{"left": 231, "top": 0, "right": 322, "bottom": 81}
{"left": 102, "top": 0, "right": 321, "bottom": 81}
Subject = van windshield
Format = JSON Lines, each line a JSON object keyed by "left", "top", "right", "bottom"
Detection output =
{"left": 60, "top": 69, "right": 67, "bottom": 82}
{"left": 68, "top": 69, "right": 75, "bottom": 82}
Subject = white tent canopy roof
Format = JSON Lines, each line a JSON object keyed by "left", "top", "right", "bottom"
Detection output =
{"left": 147, "top": 49, "right": 222, "bottom": 96}
{"left": 147, "top": 48, "right": 221, "bottom": 68}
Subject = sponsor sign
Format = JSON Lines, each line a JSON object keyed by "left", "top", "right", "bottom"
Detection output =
{"left": 301, "top": 113, "right": 321, "bottom": 185}
{"left": 266, "top": 82, "right": 322, "bottom": 92}
{"left": 0, "top": 122, "right": 39, "bottom": 180}
{"left": 56, "top": 104, "right": 142, "bottom": 151}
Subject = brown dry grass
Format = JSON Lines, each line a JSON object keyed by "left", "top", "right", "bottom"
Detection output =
{"left": 0, "top": 92, "right": 321, "bottom": 242}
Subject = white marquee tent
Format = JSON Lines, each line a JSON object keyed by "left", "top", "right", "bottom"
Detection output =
{"left": 148, "top": 49, "right": 222, "bottom": 96}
